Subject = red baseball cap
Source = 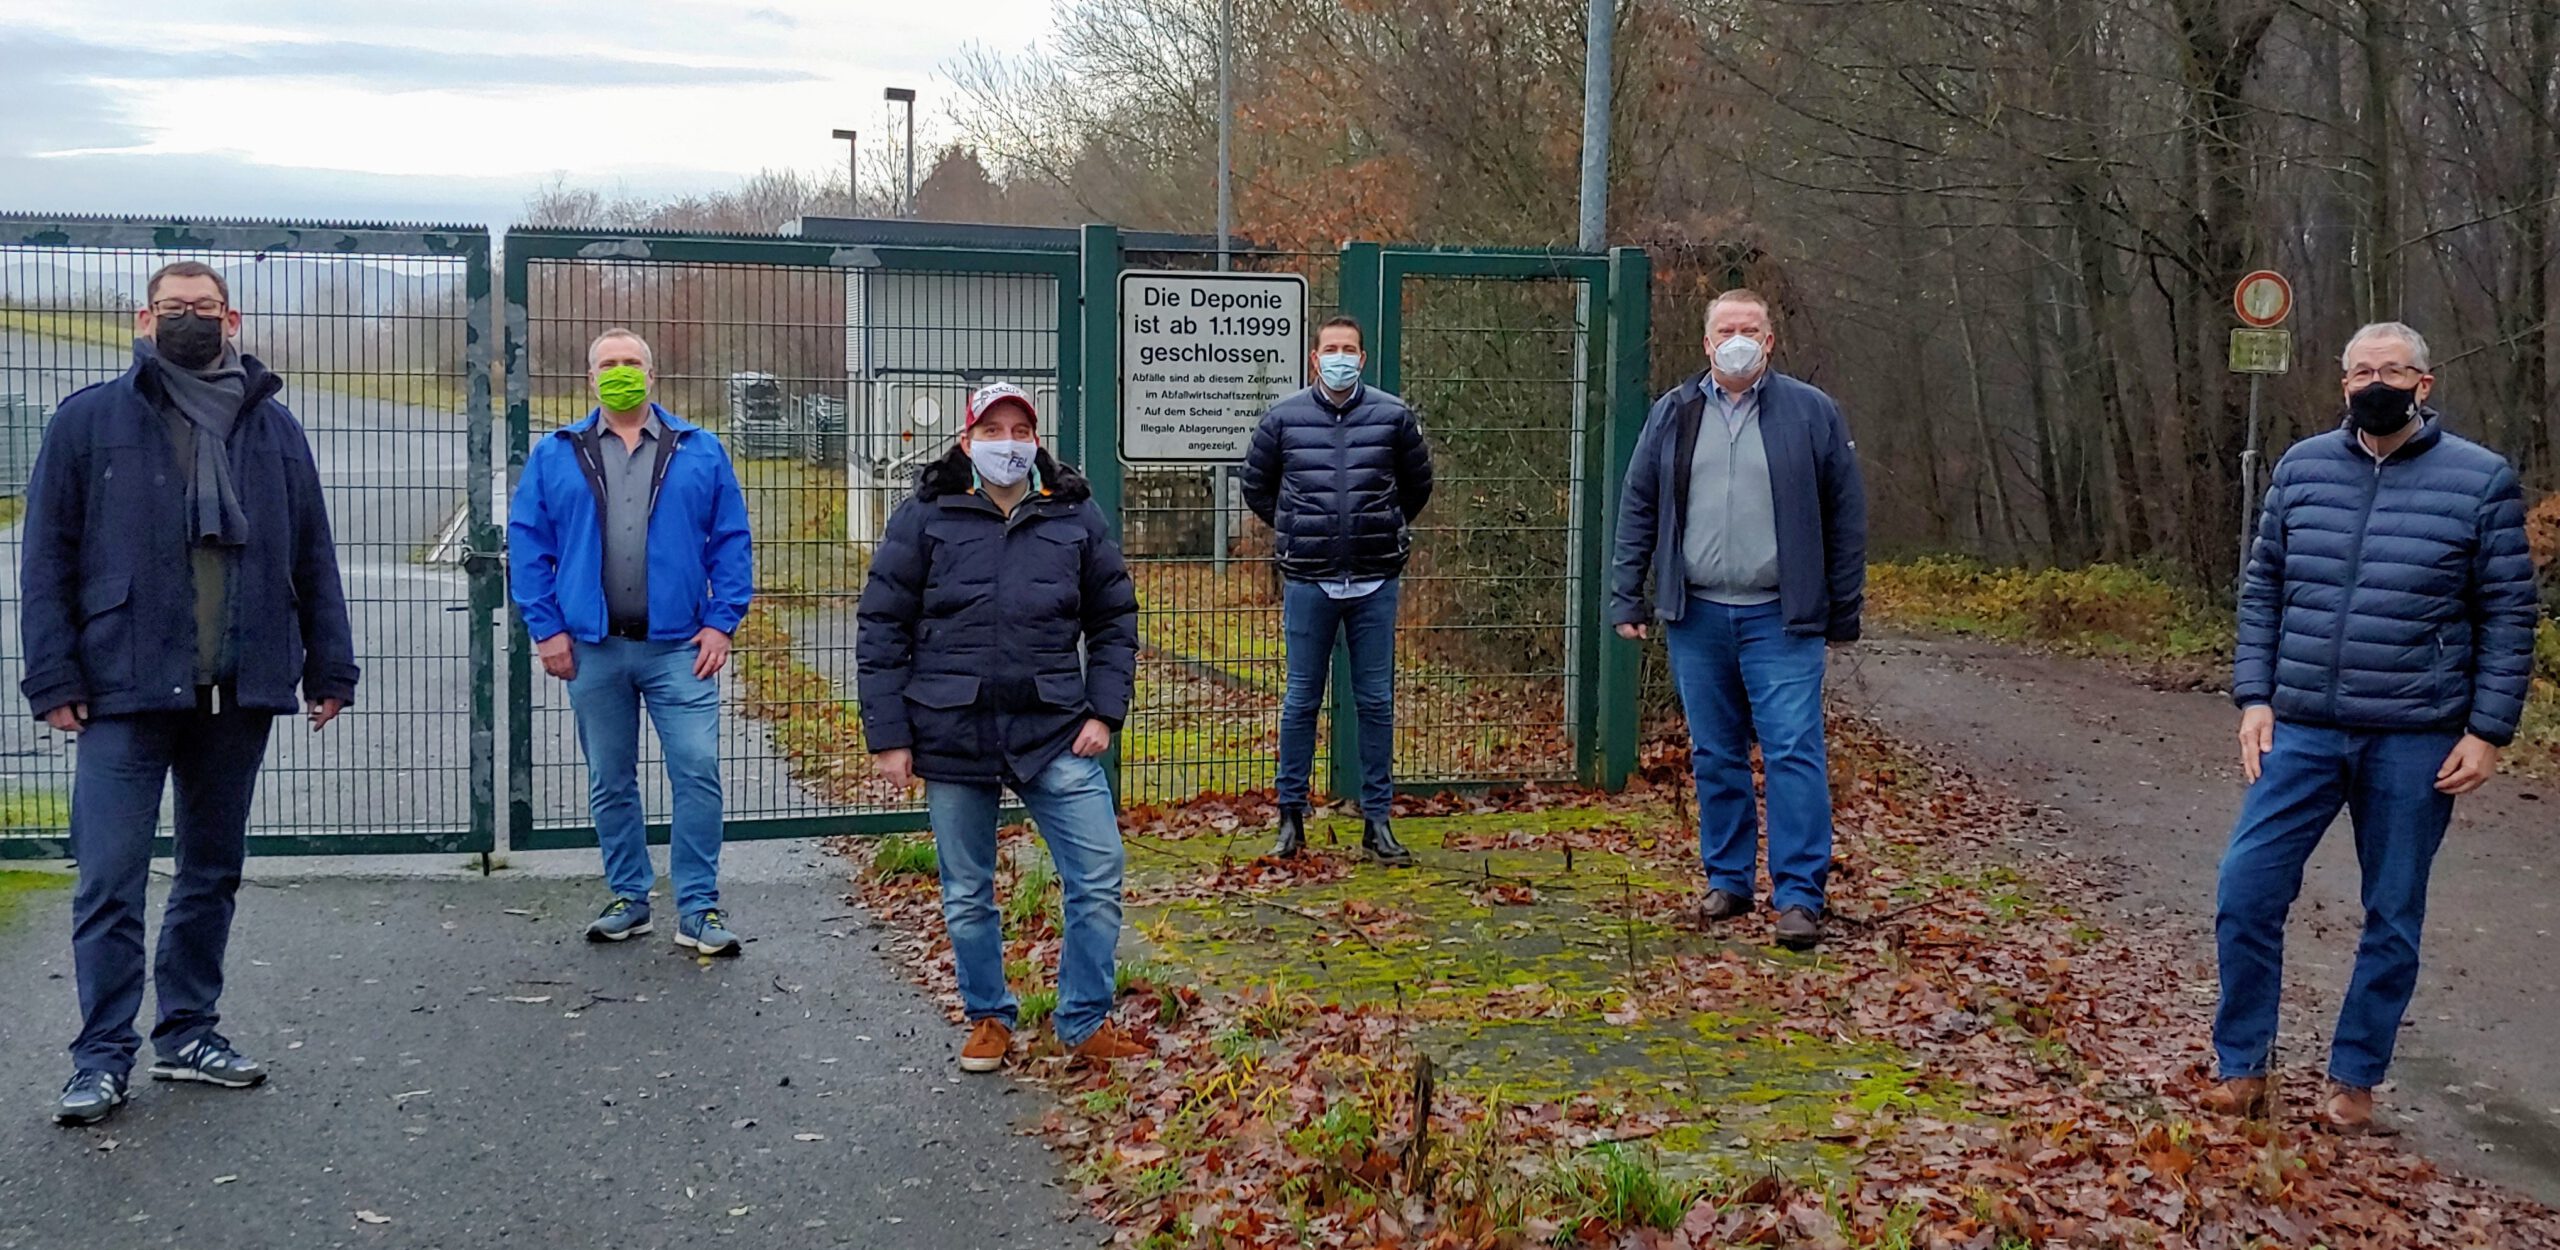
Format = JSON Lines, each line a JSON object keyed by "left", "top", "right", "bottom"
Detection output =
{"left": 966, "top": 382, "right": 1038, "bottom": 428}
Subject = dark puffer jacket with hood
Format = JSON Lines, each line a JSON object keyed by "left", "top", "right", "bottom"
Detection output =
{"left": 854, "top": 448, "right": 1139, "bottom": 786}
{"left": 2234, "top": 412, "right": 2539, "bottom": 744}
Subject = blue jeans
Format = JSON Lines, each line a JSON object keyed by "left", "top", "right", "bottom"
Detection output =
{"left": 567, "top": 637, "right": 725, "bottom": 919}
{"left": 1664, "top": 599, "right": 1833, "bottom": 913}
{"left": 67, "top": 708, "right": 276, "bottom": 1075}
{"left": 1275, "top": 578, "right": 1399, "bottom": 818}
{"left": 926, "top": 751, "right": 1126, "bottom": 1046}
{"left": 2214, "top": 722, "right": 2458, "bottom": 1088}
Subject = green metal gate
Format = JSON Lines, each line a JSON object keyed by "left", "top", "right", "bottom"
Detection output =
{"left": 500, "top": 229, "right": 1081, "bottom": 846}
{"left": 0, "top": 215, "right": 1642, "bottom": 858}
{"left": 0, "top": 214, "right": 498, "bottom": 858}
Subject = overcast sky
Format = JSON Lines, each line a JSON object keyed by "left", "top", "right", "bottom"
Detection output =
{"left": 0, "top": 0, "right": 1048, "bottom": 227}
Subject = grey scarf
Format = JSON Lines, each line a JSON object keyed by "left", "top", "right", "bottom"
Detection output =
{"left": 142, "top": 338, "right": 252, "bottom": 547}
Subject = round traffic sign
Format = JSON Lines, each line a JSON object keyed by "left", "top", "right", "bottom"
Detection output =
{"left": 2234, "top": 270, "right": 2292, "bottom": 328}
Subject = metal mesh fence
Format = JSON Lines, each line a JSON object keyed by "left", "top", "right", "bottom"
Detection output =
{"left": 507, "top": 237, "right": 1067, "bottom": 843}
{"left": 0, "top": 221, "right": 488, "bottom": 855}
{"left": 1113, "top": 247, "right": 1340, "bottom": 808}
{"left": 1387, "top": 273, "right": 1594, "bottom": 786}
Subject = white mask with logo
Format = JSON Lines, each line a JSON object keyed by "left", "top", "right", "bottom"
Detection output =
{"left": 968, "top": 439, "right": 1036, "bottom": 488}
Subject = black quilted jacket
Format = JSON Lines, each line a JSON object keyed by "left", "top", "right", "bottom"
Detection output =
{"left": 1240, "top": 384, "right": 1434, "bottom": 581}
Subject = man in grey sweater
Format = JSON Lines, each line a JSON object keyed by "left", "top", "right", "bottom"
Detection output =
{"left": 1610, "top": 289, "right": 1867, "bottom": 950}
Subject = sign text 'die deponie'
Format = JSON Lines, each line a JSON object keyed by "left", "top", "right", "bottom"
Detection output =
{"left": 1119, "top": 269, "right": 1308, "bottom": 464}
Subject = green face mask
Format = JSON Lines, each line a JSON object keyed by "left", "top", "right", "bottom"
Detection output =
{"left": 595, "top": 364, "right": 649, "bottom": 412}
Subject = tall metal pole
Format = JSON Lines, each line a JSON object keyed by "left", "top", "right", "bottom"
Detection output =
{"left": 1212, "top": 0, "right": 1235, "bottom": 571}
{"left": 1576, "top": 0, "right": 1614, "bottom": 251}
{"left": 2237, "top": 374, "right": 2264, "bottom": 591}
{"left": 1217, "top": 0, "right": 1234, "bottom": 273}
{"left": 885, "top": 88, "right": 918, "bottom": 216}
{"left": 830, "top": 128, "right": 858, "bottom": 212}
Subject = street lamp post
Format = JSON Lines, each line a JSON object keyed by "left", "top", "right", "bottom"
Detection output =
{"left": 884, "top": 88, "right": 917, "bottom": 216}
{"left": 830, "top": 128, "right": 858, "bottom": 212}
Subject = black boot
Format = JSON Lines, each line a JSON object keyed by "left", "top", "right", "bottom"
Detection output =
{"left": 1272, "top": 807, "right": 1307, "bottom": 859}
{"left": 1361, "top": 817, "right": 1414, "bottom": 867}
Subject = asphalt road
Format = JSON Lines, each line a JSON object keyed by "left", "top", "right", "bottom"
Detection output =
{"left": 1842, "top": 634, "right": 2560, "bottom": 1205}
{"left": 0, "top": 329, "right": 811, "bottom": 846}
{"left": 0, "top": 863, "right": 1104, "bottom": 1250}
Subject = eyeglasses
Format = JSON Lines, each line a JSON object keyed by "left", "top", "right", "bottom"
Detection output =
{"left": 151, "top": 299, "right": 227, "bottom": 318}
{"left": 2345, "top": 363, "right": 2422, "bottom": 386}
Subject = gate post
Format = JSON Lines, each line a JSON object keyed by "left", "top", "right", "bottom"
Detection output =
{"left": 1078, "top": 224, "right": 1126, "bottom": 797}
{"left": 1596, "top": 247, "right": 1652, "bottom": 790}
{"left": 464, "top": 231, "right": 500, "bottom": 864}
{"left": 1329, "top": 242, "right": 1385, "bottom": 809}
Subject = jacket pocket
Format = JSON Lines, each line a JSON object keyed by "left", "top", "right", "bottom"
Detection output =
{"left": 903, "top": 673, "right": 981, "bottom": 710}
{"left": 1034, "top": 671, "right": 1087, "bottom": 710}
{"left": 76, "top": 574, "right": 135, "bottom": 689}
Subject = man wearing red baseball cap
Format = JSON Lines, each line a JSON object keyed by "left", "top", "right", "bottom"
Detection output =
{"left": 856, "top": 381, "right": 1147, "bottom": 1072}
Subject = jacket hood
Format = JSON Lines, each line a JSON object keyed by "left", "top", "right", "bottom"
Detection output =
{"left": 917, "top": 445, "right": 1093, "bottom": 504}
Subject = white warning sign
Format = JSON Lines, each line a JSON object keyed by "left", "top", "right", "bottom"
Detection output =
{"left": 1119, "top": 269, "right": 1308, "bottom": 464}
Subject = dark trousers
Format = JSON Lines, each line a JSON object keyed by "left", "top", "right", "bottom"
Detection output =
{"left": 67, "top": 708, "right": 276, "bottom": 1075}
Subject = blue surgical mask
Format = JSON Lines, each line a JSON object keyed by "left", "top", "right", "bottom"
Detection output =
{"left": 1318, "top": 352, "right": 1363, "bottom": 392}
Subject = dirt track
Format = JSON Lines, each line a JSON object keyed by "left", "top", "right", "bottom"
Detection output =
{"left": 1840, "top": 633, "right": 2560, "bottom": 1205}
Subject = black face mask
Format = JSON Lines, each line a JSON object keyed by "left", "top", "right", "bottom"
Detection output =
{"left": 2346, "top": 380, "right": 2419, "bottom": 436}
{"left": 154, "top": 311, "right": 226, "bottom": 370}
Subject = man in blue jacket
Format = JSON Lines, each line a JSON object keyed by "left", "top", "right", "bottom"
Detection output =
{"left": 509, "top": 329, "right": 754, "bottom": 955}
{"left": 2201, "top": 322, "right": 2537, "bottom": 1133}
{"left": 1242, "top": 316, "right": 1433, "bottom": 866}
{"left": 20, "top": 262, "right": 358, "bottom": 1125}
{"left": 1610, "top": 289, "right": 1866, "bottom": 952}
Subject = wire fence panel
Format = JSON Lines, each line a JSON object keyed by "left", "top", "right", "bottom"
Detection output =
{"left": 0, "top": 216, "right": 493, "bottom": 858}
{"left": 1111, "top": 247, "right": 1341, "bottom": 809}
{"left": 503, "top": 232, "right": 1076, "bottom": 847}
{"left": 1377, "top": 261, "right": 1604, "bottom": 789}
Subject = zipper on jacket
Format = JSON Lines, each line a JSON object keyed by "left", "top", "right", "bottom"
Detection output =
{"left": 2324, "top": 453, "right": 2388, "bottom": 724}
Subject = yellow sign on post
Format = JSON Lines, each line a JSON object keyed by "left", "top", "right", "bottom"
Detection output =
{"left": 2229, "top": 327, "right": 2292, "bottom": 375}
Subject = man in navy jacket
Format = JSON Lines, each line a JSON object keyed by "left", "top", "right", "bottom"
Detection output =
{"left": 509, "top": 329, "right": 753, "bottom": 956}
{"left": 1242, "top": 316, "right": 1433, "bottom": 866}
{"left": 2201, "top": 322, "right": 2537, "bottom": 1133}
{"left": 1610, "top": 289, "right": 1866, "bottom": 951}
{"left": 20, "top": 261, "right": 358, "bottom": 1125}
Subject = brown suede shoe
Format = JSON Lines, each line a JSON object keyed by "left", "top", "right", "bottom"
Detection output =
{"left": 2320, "top": 1083, "right": 2393, "bottom": 1135}
{"left": 2198, "top": 1075, "right": 2276, "bottom": 1119}
{"left": 959, "top": 1018, "right": 1011, "bottom": 1073}
{"left": 1067, "top": 1020, "right": 1151, "bottom": 1065}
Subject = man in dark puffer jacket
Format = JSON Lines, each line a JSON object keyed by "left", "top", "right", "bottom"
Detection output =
{"left": 2202, "top": 322, "right": 2538, "bottom": 1134}
{"left": 855, "top": 383, "right": 1147, "bottom": 1072}
{"left": 1241, "top": 315, "right": 1433, "bottom": 865}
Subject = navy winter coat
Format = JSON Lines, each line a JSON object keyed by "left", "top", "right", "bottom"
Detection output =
{"left": 1240, "top": 384, "right": 1434, "bottom": 581}
{"left": 1610, "top": 371, "right": 1868, "bottom": 641}
{"left": 854, "top": 449, "right": 1140, "bottom": 786}
{"left": 18, "top": 350, "right": 359, "bottom": 719}
{"left": 2235, "top": 415, "right": 2539, "bottom": 745}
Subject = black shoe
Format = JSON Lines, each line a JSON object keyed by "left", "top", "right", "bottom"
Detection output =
{"left": 1273, "top": 808, "right": 1307, "bottom": 859}
{"left": 1774, "top": 907, "right": 1823, "bottom": 951}
{"left": 52, "top": 1069, "right": 127, "bottom": 1126}
{"left": 1697, "top": 889, "right": 1752, "bottom": 923}
{"left": 148, "top": 1034, "right": 268, "bottom": 1089}
{"left": 1361, "top": 818, "right": 1414, "bottom": 867}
